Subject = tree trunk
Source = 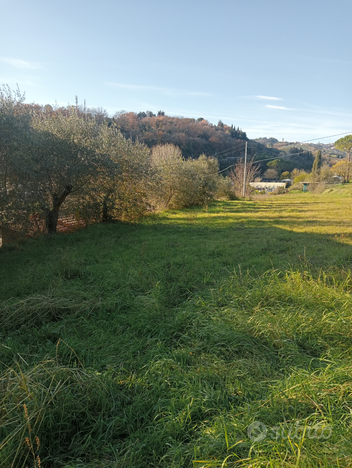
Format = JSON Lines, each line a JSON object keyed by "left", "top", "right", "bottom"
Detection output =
{"left": 102, "top": 197, "right": 111, "bottom": 222}
{"left": 45, "top": 185, "right": 73, "bottom": 234}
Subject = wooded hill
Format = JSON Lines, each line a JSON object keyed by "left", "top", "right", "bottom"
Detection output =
{"left": 110, "top": 111, "right": 248, "bottom": 159}
{"left": 109, "top": 111, "right": 314, "bottom": 173}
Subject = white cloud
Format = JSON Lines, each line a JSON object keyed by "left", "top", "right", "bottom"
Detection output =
{"left": 1, "top": 57, "right": 42, "bottom": 70}
{"left": 266, "top": 105, "right": 294, "bottom": 110}
{"left": 104, "top": 82, "right": 211, "bottom": 97}
{"left": 254, "top": 95, "right": 282, "bottom": 101}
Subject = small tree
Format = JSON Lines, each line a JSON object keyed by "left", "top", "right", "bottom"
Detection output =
{"left": 280, "top": 171, "right": 291, "bottom": 180}
{"left": 229, "top": 160, "right": 259, "bottom": 197}
{"left": 331, "top": 160, "right": 352, "bottom": 183}
{"left": 263, "top": 168, "right": 278, "bottom": 179}
{"left": 335, "top": 135, "right": 352, "bottom": 182}
{"left": 185, "top": 155, "right": 219, "bottom": 207}
{"left": 149, "top": 144, "right": 185, "bottom": 209}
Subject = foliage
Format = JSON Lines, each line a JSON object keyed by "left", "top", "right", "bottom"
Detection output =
{"left": 148, "top": 144, "right": 186, "bottom": 209}
{"left": 266, "top": 158, "right": 283, "bottom": 171}
{"left": 186, "top": 154, "right": 220, "bottom": 206}
{"left": 287, "top": 147, "right": 314, "bottom": 171}
{"left": 78, "top": 124, "right": 151, "bottom": 223}
{"left": 280, "top": 170, "right": 291, "bottom": 179}
{"left": 334, "top": 135, "right": 352, "bottom": 157}
{"left": 263, "top": 167, "right": 278, "bottom": 179}
{"left": 335, "top": 135, "right": 352, "bottom": 182}
{"left": 0, "top": 85, "right": 32, "bottom": 230}
{"left": 331, "top": 160, "right": 352, "bottom": 183}
{"left": 0, "top": 106, "right": 109, "bottom": 234}
{"left": 148, "top": 145, "right": 220, "bottom": 209}
{"left": 26, "top": 110, "right": 106, "bottom": 233}
{"left": 111, "top": 112, "right": 247, "bottom": 159}
{"left": 215, "top": 175, "right": 234, "bottom": 199}
{"left": 255, "top": 148, "right": 314, "bottom": 176}
{"left": 293, "top": 170, "right": 309, "bottom": 184}
{"left": 312, "top": 149, "right": 322, "bottom": 173}
{"left": 2, "top": 87, "right": 232, "bottom": 237}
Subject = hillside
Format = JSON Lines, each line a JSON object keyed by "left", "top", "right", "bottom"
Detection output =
{"left": 110, "top": 111, "right": 248, "bottom": 160}
{"left": 254, "top": 137, "right": 345, "bottom": 163}
{"left": 110, "top": 113, "right": 318, "bottom": 173}
{"left": 2, "top": 186, "right": 352, "bottom": 467}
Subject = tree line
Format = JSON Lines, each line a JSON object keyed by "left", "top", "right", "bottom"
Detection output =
{"left": 0, "top": 86, "right": 231, "bottom": 238}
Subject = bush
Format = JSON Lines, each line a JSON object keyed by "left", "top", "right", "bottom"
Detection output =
{"left": 308, "top": 182, "right": 327, "bottom": 193}
{"left": 216, "top": 176, "right": 236, "bottom": 199}
{"left": 147, "top": 145, "right": 220, "bottom": 209}
{"left": 293, "top": 171, "right": 309, "bottom": 184}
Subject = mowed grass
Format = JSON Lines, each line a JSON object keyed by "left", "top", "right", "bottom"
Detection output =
{"left": 1, "top": 186, "right": 352, "bottom": 467}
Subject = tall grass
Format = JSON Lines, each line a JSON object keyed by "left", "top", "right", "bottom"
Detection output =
{"left": 2, "top": 191, "right": 352, "bottom": 466}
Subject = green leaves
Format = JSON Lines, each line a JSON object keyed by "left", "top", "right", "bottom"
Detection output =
{"left": 334, "top": 135, "right": 352, "bottom": 154}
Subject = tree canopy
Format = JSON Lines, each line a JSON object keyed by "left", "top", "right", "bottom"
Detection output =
{"left": 335, "top": 135, "right": 352, "bottom": 156}
{"left": 335, "top": 135, "right": 352, "bottom": 182}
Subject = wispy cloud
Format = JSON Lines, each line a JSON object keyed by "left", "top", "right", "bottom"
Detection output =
{"left": 1, "top": 57, "right": 42, "bottom": 70}
{"left": 266, "top": 105, "right": 294, "bottom": 110}
{"left": 104, "top": 82, "right": 211, "bottom": 97}
{"left": 254, "top": 95, "right": 282, "bottom": 101}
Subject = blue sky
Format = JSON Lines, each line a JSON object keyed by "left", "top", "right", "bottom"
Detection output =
{"left": 1, "top": 0, "right": 351, "bottom": 143}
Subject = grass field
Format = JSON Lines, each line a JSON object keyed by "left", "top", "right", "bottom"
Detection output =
{"left": 2, "top": 186, "right": 352, "bottom": 467}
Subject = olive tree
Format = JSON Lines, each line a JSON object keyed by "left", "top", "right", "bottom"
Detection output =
{"left": 149, "top": 144, "right": 186, "bottom": 209}
{"left": 81, "top": 124, "right": 151, "bottom": 222}
{"left": 185, "top": 155, "right": 220, "bottom": 207}
{"left": 0, "top": 85, "right": 32, "bottom": 232}
{"left": 13, "top": 109, "right": 107, "bottom": 233}
{"left": 148, "top": 145, "right": 220, "bottom": 209}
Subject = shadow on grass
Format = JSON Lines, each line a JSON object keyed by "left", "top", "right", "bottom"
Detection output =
{"left": 2, "top": 199, "right": 352, "bottom": 466}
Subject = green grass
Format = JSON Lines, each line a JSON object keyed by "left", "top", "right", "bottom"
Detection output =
{"left": 2, "top": 187, "right": 352, "bottom": 467}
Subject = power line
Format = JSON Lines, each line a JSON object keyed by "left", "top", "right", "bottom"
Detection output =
{"left": 148, "top": 129, "right": 351, "bottom": 175}
{"left": 218, "top": 148, "right": 314, "bottom": 174}
{"left": 300, "top": 131, "right": 352, "bottom": 143}
{"left": 210, "top": 140, "right": 248, "bottom": 159}
{"left": 210, "top": 130, "right": 352, "bottom": 162}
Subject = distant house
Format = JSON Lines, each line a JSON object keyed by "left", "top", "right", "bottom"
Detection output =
{"left": 249, "top": 180, "right": 290, "bottom": 193}
{"left": 281, "top": 179, "right": 293, "bottom": 186}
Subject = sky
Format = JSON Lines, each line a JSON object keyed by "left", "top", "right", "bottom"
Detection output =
{"left": 1, "top": 0, "right": 352, "bottom": 143}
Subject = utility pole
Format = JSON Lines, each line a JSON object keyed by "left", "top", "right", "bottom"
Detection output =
{"left": 242, "top": 141, "right": 248, "bottom": 198}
